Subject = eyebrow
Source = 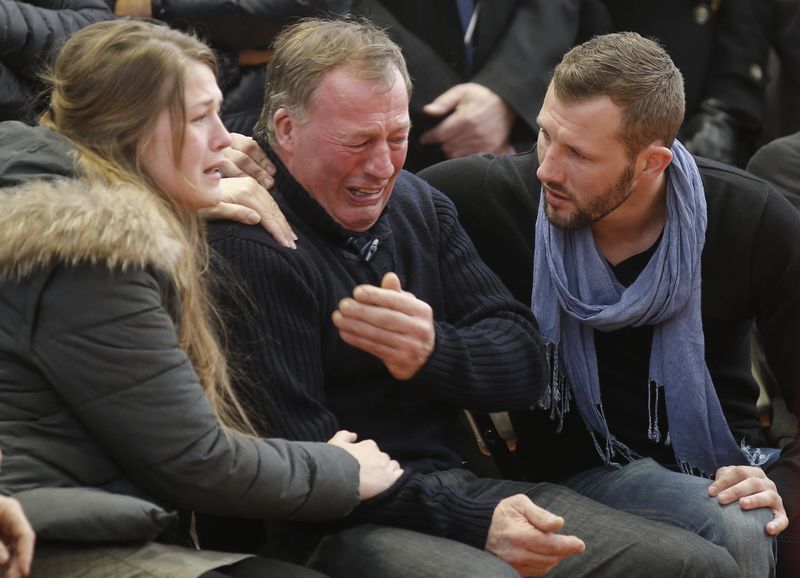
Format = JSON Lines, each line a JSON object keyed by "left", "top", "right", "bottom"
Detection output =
{"left": 188, "top": 98, "right": 216, "bottom": 109}
{"left": 188, "top": 89, "right": 224, "bottom": 108}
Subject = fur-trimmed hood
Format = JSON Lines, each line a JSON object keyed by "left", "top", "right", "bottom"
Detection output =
{"left": 0, "top": 176, "right": 183, "bottom": 281}
{"left": 0, "top": 121, "right": 183, "bottom": 280}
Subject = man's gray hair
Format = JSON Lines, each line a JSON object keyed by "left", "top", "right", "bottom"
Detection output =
{"left": 255, "top": 18, "right": 412, "bottom": 145}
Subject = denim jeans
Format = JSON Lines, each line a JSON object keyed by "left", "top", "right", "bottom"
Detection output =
{"left": 307, "top": 468, "right": 739, "bottom": 578}
{"left": 561, "top": 457, "right": 777, "bottom": 578}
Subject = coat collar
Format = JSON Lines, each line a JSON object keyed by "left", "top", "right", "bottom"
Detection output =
{"left": 0, "top": 177, "right": 183, "bottom": 280}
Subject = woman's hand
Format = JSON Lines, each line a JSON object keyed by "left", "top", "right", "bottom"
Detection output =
{"left": 201, "top": 176, "right": 297, "bottom": 248}
{"left": 202, "top": 133, "right": 297, "bottom": 248}
{"left": 328, "top": 430, "right": 403, "bottom": 500}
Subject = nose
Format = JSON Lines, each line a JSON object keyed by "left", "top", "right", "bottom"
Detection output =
{"left": 364, "top": 142, "right": 396, "bottom": 180}
{"left": 211, "top": 112, "right": 232, "bottom": 151}
{"left": 536, "top": 145, "right": 563, "bottom": 186}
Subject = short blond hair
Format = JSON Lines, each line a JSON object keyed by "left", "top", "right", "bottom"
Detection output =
{"left": 553, "top": 32, "right": 685, "bottom": 158}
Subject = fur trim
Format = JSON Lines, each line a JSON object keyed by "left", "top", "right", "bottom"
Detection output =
{"left": 0, "top": 178, "right": 183, "bottom": 280}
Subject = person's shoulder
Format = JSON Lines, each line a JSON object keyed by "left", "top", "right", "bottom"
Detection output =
{"left": 427, "top": 150, "right": 539, "bottom": 199}
{"left": 0, "top": 121, "right": 79, "bottom": 187}
{"left": 419, "top": 149, "right": 539, "bottom": 194}
{"left": 746, "top": 132, "right": 800, "bottom": 207}
{"left": 392, "top": 169, "right": 433, "bottom": 193}
{"left": 748, "top": 132, "right": 800, "bottom": 172}
{"left": 762, "top": 131, "right": 800, "bottom": 152}
{"left": 418, "top": 150, "right": 541, "bottom": 227}
{"left": 206, "top": 218, "right": 320, "bottom": 285}
{"left": 206, "top": 218, "right": 284, "bottom": 249}
{"left": 698, "top": 155, "right": 800, "bottom": 238}
{"left": 697, "top": 155, "right": 776, "bottom": 202}
{"left": 384, "top": 171, "right": 457, "bottom": 231}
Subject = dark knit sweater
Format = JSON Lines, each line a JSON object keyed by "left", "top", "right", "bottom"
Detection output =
{"left": 207, "top": 152, "right": 547, "bottom": 548}
{"left": 419, "top": 149, "right": 800, "bottom": 525}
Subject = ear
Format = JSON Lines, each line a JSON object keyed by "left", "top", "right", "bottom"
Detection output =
{"left": 638, "top": 144, "right": 673, "bottom": 182}
{"left": 273, "top": 108, "right": 296, "bottom": 152}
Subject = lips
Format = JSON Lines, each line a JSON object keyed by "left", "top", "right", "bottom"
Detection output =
{"left": 347, "top": 186, "right": 385, "bottom": 205}
{"left": 349, "top": 187, "right": 382, "bottom": 197}
{"left": 544, "top": 186, "right": 572, "bottom": 208}
{"left": 203, "top": 160, "right": 225, "bottom": 178}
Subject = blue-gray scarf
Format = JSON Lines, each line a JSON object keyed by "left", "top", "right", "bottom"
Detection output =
{"left": 532, "top": 140, "right": 753, "bottom": 476}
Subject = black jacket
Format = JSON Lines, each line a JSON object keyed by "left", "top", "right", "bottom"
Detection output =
{"left": 351, "top": 0, "right": 595, "bottom": 172}
{"left": 0, "top": 121, "right": 361, "bottom": 537}
{"left": 0, "top": 0, "right": 112, "bottom": 122}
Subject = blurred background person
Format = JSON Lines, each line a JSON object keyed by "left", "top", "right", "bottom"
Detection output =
{"left": 0, "top": 0, "right": 113, "bottom": 123}
{"left": 111, "top": 0, "right": 351, "bottom": 134}
{"left": 350, "top": 0, "right": 604, "bottom": 172}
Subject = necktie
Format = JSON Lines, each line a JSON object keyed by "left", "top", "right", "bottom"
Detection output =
{"left": 455, "top": 0, "right": 478, "bottom": 75}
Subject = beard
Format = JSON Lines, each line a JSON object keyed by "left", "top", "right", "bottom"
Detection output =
{"left": 543, "top": 161, "right": 637, "bottom": 231}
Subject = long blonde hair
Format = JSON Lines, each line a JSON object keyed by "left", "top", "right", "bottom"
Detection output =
{"left": 42, "top": 19, "right": 255, "bottom": 434}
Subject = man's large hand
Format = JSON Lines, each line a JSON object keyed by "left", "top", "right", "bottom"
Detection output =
{"left": 708, "top": 465, "right": 788, "bottom": 536}
{"left": 332, "top": 272, "right": 435, "bottom": 380}
{"left": 327, "top": 430, "right": 403, "bottom": 500}
{"left": 419, "top": 83, "right": 516, "bottom": 158}
{"left": 485, "top": 495, "right": 585, "bottom": 576}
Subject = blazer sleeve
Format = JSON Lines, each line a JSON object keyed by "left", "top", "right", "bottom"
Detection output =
{"left": 29, "top": 262, "right": 361, "bottom": 522}
{"left": 153, "top": 0, "right": 350, "bottom": 49}
{"left": 350, "top": 0, "right": 462, "bottom": 110}
{"left": 472, "top": 0, "right": 582, "bottom": 132}
{"left": 703, "top": 0, "right": 770, "bottom": 127}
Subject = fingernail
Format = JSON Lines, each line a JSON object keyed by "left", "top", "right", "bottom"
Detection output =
{"left": 246, "top": 212, "right": 260, "bottom": 224}
{"left": 286, "top": 238, "right": 297, "bottom": 250}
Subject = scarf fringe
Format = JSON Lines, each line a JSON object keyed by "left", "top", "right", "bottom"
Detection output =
{"left": 538, "top": 342, "right": 571, "bottom": 432}
{"left": 676, "top": 440, "right": 766, "bottom": 478}
{"left": 678, "top": 460, "right": 713, "bottom": 478}
{"left": 589, "top": 429, "right": 640, "bottom": 468}
{"left": 740, "top": 440, "right": 770, "bottom": 467}
{"left": 647, "top": 380, "right": 664, "bottom": 443}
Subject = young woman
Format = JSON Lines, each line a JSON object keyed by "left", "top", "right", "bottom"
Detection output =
{"left": 0, "top": 19, "right": 401, "bottom": 577}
